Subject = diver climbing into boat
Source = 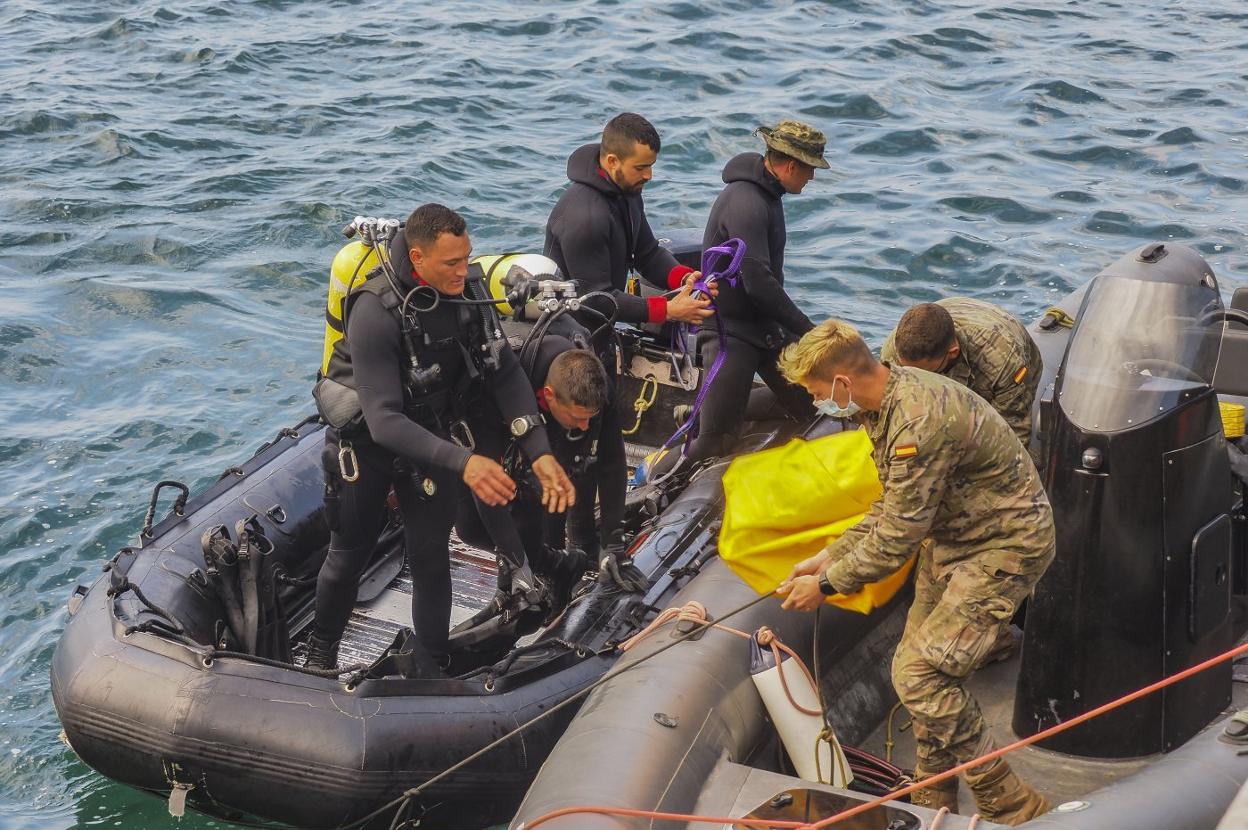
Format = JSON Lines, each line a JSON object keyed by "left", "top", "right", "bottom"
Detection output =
{"left": 776, "top": 319, "right": 1053, "bottom": 825}
{"left": 881, "top": 297, "right": 1043, "bottom": 446}
{"left": 307, "top": 204, "right": 576, "bottom": 673}
{"left": 650, "top": 119, "right": 823, "bottom": 478}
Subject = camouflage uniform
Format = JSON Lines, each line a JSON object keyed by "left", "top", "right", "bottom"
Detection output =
{"left": 823, "top": 366, "right": 1055, "bottom": 774}
{"left": 880, "top": 297, "right": 1042, "bottom": 445}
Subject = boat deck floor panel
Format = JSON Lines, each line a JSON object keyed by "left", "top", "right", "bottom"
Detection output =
{"left": 856, "top": 650, "right": 1248, "bottom": 814}
{"left": 293, "top": 534, "right": 506, "bottom": 668}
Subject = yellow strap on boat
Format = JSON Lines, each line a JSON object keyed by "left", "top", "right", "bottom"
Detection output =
{"left": 622, "top": 376, "right": 658, "bottom": 436}
{"left": 719, "top": 429, "right": 914, "bottom": 614}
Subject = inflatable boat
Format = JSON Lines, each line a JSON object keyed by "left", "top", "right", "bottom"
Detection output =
{"left": 511, "top": 241, "right": 1248, "bottom": 829}
{"left": 50, "top": 230, "right": 813, "bottom": 829}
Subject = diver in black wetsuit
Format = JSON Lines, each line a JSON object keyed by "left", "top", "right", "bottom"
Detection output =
{"left": 456, "top": 327, "right": 643, "bottom": 598}
{"left": 308, "top": 204, "right": 575, "bottom": 674}
{"left": 667, "top": 119, "right": 830, "bottom": 469}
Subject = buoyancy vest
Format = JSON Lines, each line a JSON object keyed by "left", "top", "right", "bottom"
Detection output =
{"left": 322, "top": 263, "right": 500, "bottom": 433}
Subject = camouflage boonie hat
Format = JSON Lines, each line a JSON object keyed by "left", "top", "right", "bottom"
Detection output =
{"left": 757, "top": 119, "right": 830, "bottom": 169}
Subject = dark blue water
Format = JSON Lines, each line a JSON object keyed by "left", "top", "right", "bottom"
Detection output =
{"left": 3, "top": 1, "right": 1248, "bottom": 827}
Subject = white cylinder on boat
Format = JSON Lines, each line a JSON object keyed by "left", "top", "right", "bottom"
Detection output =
{"left": 751, "top": 652, "right": 853, "bottom": 788}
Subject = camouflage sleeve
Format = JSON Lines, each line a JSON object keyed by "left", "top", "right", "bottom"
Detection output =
{"left": 879, "top": 330, "right": 898, "bottom": 364}
{"left": 823, "top": 415, "right": 957, "bottom": 594}
{"left": 986, "top": 342, "right": 1042, "bottom": 445}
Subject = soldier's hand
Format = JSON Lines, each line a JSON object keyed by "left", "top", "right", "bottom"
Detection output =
{"left": 531, "top": 454, "right": 576, "bottom": 513}
{"left": 665, "top": 281, "right": 714, "bottom": 324}
{"left": 683, "top": 270, "right": 718, "bottom": 299}
{"left": 778, "top": 575, "right": 824, "bottom": 612}
{"left": 786, "top": 550, "right": 831, "bottom": 583}
{"left": 463, "top": 455, "right": 516, "bottom": 507}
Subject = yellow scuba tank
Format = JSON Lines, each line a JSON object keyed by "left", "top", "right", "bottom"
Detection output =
{"left": 321, "top": 240, "right": 381, "bottom": 376}
{"left": 473, "top": 253, "right": 561, "bottom": 320}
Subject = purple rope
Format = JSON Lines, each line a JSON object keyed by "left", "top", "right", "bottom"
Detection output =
{"left": 661, "top": 238, "right": 746, "bottom": 459}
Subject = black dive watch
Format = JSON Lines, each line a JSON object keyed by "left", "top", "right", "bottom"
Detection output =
{"left": 510, "top": 414, "right": 543, "bottom": 439}
{"left": 818, "top": 573, "right": 837, "bottom": 596}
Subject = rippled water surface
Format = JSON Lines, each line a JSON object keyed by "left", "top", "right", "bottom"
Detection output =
{"left": 3, "top": 1, "right": 1248, "bottom": 827}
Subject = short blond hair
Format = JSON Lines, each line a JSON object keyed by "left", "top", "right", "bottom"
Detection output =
{"left": 779, "top": 320, "right": 875, "bottom": 385}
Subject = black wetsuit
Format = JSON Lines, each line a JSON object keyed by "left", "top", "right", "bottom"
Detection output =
{"left": 456, "top": 330, "right": 626, "bottom": 560}
{"left": 683, "top": 152, "right": 815, "bottom": 462}
{"left": 531, "top": 334, "right": 627, "bottom": 554}
{"left": 315, "top": 235, "right": 550, "bottom": 664}
{"left": 544, "top": 143, "right": 689, "bottom": 327}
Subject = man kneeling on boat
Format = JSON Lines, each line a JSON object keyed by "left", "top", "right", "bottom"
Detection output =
{"left": 310, "top": 203, "right": 575, "bottom": 676}
{"left": 457, "top": 327, "right": 643, "bottom": 602}
{"left": 775, "top": 319, "right": 1053, "bottom": 825}
{"left": 880, "top": 297, "right": 1042, "bottom": 447}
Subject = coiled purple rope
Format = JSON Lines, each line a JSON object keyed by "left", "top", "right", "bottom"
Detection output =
{"left": 660, "top": 237, "right": 746, "bottom": 460}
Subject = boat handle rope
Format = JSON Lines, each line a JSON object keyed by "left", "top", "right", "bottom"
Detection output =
{"left": 139, "top": 480, "right": 189, "bottom": 541}
{"left": 517, "top": 630, "right": 1248, "bottom": 830}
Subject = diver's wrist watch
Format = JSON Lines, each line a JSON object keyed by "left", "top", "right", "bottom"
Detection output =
{"left": 818, "top": 573, "right": 837, "bottom": 596}
{"left": 510, "top": 414, "right": 543, "bottom": 439}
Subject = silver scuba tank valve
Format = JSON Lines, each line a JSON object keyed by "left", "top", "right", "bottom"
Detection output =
{"left": 534, "top": 279, "right": 580, "bottom": 313}
{"left": 342, "top": 216, "right": 400, "bottom": 245}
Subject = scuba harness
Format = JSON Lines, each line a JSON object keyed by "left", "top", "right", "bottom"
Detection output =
{"left": 314, "top": 217, "right": 513, "bottom": 474}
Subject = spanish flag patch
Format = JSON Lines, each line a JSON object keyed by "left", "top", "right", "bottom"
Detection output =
{"left": 1013, "top": 366, "right": 1028, "bottom": 384}
{"left": 894, "top": 444, "right": 918, "bottom": 459}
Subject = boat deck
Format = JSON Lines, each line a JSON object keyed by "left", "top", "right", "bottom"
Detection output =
{"left": 291, "top": 535, "right": 503, "bottom": 668}
{"left": 856, "top": 644, "right": 1248, "bottom": 815}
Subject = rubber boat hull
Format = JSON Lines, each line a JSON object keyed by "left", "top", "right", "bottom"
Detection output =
{"left": 51, "top": 415, "right": 745, "bottom": 829}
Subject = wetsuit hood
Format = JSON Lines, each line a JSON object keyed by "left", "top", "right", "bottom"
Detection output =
{"left": 567, "top": 143, "right": 621, "bottom": 197}
{"left": 722, "top": 152, "right": 785, "bottom": 200}
{"left": 386, "top": 231, "right": 421, "bottom": 292}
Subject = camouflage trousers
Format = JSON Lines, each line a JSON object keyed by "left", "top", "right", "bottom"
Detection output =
{"left": 891, "top": 546, "right": 1043, "bottom": 773}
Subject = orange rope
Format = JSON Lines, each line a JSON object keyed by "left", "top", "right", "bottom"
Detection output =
{"left": 519, "top": 637, "right": 1248, "bottom": 830}
{"left": 928, "top": 806, "right": 949, "bottom": 829}
{"left": 617, "top": 604, "right": 822, "bottom": 716}
{"left": 520, "top": 804, "right": 813, "bottom": 829}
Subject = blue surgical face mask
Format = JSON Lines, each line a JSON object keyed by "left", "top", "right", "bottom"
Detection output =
{"left": 815, "top": 377, "right": 861, "bottom": 419}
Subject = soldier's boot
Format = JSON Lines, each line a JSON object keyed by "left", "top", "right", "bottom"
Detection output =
{"left": 964, "top": 758, "right": 1048, "bottom": 825}
{"left": 909, "top": 768, "right": 958, "bottom": 814}
{"left": 305, "top": 633, "right": 340, "bottom": 672}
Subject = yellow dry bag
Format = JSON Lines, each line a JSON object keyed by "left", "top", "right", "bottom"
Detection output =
{"left": 719, "top": 429, "right": 914, "bottom": 614}
{"left": 321, "top": 240, "right": 381, "bottom": 376}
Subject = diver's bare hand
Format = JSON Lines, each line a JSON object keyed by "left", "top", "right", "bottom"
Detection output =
{"left": 463, "top": 455, "right": 516, "bottom": 506}
{"left": 531, "top": 453, "right": 575, "bottom": 513}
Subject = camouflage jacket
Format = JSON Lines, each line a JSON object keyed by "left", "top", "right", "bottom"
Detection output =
{"left": 880, "top": 297, "right": 1042, "bottom": 444}
{"left": 823, "top": 367, "right": 1054, "bottom": 594}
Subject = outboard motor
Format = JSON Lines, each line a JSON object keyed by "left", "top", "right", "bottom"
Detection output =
{"left": 1014, "top": 242, "right": 1237, "bottom": 758}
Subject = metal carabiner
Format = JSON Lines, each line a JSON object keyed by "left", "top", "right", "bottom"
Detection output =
{"left": 338, "top": 441, "right": 360, "bottom": 483}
